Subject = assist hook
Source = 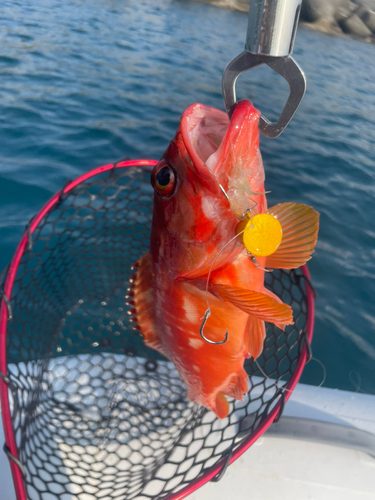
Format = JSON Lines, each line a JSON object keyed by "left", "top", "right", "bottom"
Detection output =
{"left": 222, "top": 0, "right": 306, "bottom": 138}
{"left": 200, "top": 308, "right": 229, "bottom": 345}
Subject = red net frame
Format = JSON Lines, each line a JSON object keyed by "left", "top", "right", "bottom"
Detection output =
{"left": 0, "top": 159, "right": 315, "bottom": 500}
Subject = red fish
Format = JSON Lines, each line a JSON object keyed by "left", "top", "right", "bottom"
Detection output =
{"left": 131, "top": 100, "right": 319, "bottom": 418}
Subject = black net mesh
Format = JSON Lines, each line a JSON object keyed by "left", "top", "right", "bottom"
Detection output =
{"left": 3, "top": 165, "right": 311, "bottom": 500}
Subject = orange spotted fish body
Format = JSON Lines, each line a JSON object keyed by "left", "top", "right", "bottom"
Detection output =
{"left": 132, "top": 100, "right": 319, "bottom": 418}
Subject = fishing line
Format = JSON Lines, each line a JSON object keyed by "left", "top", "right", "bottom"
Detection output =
{"left": 219, "top": 184, "right": 230, "bottom": 203}
{"left": 349, "top": 370, "right": 364, "bottom": 393}
{"left": 200, "top": 229, "right": 245, "bottom": 345}
{"left": 203, "top": 197, "right": 263, "bottom": 308}
{"left": 348, "top": 371, "right": 375, "bottom": 395}
{"left": 204, "top": 230, "right": 245, "bottom": 303}
{"left": 200, "top": 203, "right": 272, "bottom": 344}
{"left": 254, "top": 355, "right": 327, "bottom": 396}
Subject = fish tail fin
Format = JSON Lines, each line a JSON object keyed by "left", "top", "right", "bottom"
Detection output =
{"left": 266, "top": 202, "right": 319, "bottom": 269}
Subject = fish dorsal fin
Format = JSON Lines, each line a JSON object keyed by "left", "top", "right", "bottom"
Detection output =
{"left": 130, "top": 252, "right": 169, "bottom": 359}
{"left": 245, "top": 316, "right": 266, "bottom": 360}
{"left": 266, "top": 203, "right": 319, "bottom": 269}
{"left": 210, "top": 283, "right": 293, "bottom": 327}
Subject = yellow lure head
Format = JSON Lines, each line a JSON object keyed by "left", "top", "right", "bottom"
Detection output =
{"left": 240, "top": 213, "right": 282, "bottom": 257}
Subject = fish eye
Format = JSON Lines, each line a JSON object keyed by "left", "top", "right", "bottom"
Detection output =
{"left": 151, "top": 161, "right": 176, "bottom": 197}
{"left": 156, "top": 166, "right": 171, "bottom": 188}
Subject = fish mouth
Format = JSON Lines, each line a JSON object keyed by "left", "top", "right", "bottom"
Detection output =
{"left": 182, "top": 104, "right": 229, "bottom": 169}
{"left": 180, "top": 101, "right": 264, "bottom": 218}
{"left": 180, "top": 103, "right": 229, "bottom": 190}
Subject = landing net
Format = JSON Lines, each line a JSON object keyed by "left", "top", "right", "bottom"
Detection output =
{"left": 0, "top": 160, "right": 314, "bottom": 500}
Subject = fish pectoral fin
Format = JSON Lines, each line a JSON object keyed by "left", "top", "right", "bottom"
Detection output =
{"left": 266, "top": 203, "right": 319, "bottom": 269}
{"left": 130, "top": 252, "right": 169, "bottom": 359}
{"left": 245, "top": 316, "right": 266, "bottom": 360}
{"left": 210, "top": 283, "right": 293, "bottom": 327}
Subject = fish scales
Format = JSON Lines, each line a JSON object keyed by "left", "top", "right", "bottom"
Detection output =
{"left": 132, "top": 100, "right": 319, "bottom": 418}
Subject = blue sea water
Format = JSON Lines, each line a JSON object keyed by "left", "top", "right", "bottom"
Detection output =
{"left": 0, "top": 0, "right": 374, "bottom": 394}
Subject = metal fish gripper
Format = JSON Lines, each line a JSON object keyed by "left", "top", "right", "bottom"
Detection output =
{"left": 222, "top": 0, "right": 306, "bottom": 138}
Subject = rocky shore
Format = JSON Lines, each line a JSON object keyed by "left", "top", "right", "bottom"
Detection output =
{"left": 198, "top": 0, "right": 375, "bottom": 43}
{"left": 301, "top": 0, "right": 375, "bottom": 40}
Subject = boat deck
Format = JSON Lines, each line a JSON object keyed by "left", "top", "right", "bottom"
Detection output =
{"left": 1, "top": 383, "right": 375, "bottom": 499}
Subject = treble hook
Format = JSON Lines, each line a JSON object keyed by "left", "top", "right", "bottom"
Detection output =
{"left": 200, "top": 308, "right": 228, "bottom": 345}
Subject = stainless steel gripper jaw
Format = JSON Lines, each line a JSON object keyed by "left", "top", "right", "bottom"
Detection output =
{"left": 222, "top": 0, "right": 306, "bottom": 138}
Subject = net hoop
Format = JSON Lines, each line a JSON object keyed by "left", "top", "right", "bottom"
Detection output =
{"left": 0, "top": 159, "right": 315, "bottom": 500}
